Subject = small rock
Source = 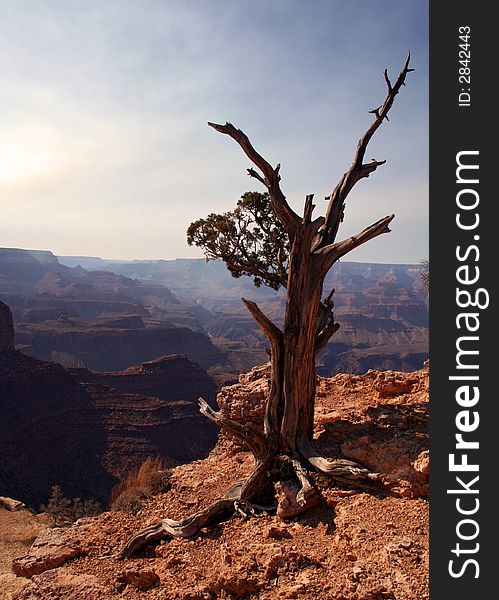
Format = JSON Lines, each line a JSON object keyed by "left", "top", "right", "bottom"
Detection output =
{"left": 283, "top": 583, "right": 306, "bottom": 598}
{"left": 12, "top": 528, "right": 82, "bottom": 578}
{"left": 413, "top": 450, "right": 430, "bottom": 475}
{"left": 12, "top": 572, "right": 109, "bottom": 599}
{"left": 0, "top": 496, "right": 26, "bottom": 511}
{"left": 266, "top": 525, "right": 292, "bottom": 540}
{"left": 116, "top": 569, "right": 160, "bottom": 591}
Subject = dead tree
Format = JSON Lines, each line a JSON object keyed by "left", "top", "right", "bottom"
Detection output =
{"left": 120, "top": 56, "right": 413, "bottom": 557}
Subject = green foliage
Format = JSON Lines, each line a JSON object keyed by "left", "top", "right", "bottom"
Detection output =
{"left": 41, "top": 485, "right": 102, "bottom": 526}
{"left": 186, "top": 191, "right": 289, "bottom": 290}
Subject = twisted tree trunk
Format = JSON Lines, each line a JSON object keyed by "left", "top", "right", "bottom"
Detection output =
{"left": 119, "top": 56, "right": 412, "bottom": 558}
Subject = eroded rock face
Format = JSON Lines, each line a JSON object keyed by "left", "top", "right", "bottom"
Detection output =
{"left": 0, "top": 300, "right": 14, "bottom": 351}
{"left": 16, "top": 322, "right": 223, "bottom": 372}
{"left": 70, "top": 354, "right": 217, "bottom": 403}
{"left": 1, "top": 303, "right": 219, "bottom": 507}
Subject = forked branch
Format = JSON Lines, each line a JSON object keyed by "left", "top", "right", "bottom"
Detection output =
{"left": 208, "top": 122, "right": 300, "bottom": 235}
{"left": 318, "top": 55, "right": 413, "bottom": 249}
{"left": 317, "top": 214, "right": 395, "bottom": 270}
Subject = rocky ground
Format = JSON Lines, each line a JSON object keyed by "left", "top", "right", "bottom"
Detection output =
{"left": 0, "top": 500, "right": 53, "bottom": 599}
{"left": 5, "top": 365, "right": 429, "bottom": 599}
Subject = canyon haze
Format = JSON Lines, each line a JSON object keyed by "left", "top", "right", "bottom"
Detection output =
{"left": 1, "top": 247, "right": 428, "bottom": 381}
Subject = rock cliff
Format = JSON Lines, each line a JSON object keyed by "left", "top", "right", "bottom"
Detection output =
{"left": 15, "top": 318, "right": 223, "bottom": 372}
{"left": 0, "top": 300, "right": 14, "bottom": 351}
{"left": 70, "top": 354, "right": 217, "bottom": 403}
{"left": 1, "top": 249, "right": 429, "bottom": 380}
{"left": 0, "top": 304, "right": 219, "bottom": 507}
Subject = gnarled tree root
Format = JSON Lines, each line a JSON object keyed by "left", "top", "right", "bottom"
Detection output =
{"left": 119, "top": 481, "right": 245, "bottom": 558}
{"left": 275, "top": 455, "right": 320, "bottom": 519}
{"left": 119, "top": 401, "right": 381, "bottom": 557}
{"left": 298, "top": 436, "right": 380, "bottom": 487}
{"left": 118, "top": 448, "right": 375, "bottom": 557}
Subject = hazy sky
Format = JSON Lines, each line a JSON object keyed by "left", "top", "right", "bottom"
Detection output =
{"left": 1, "top": 0, "right": 428, "bottom": 263}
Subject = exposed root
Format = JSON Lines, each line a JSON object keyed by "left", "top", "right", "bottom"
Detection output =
{"left": 240, "top": 456, "right": 276, "bottom": 504}
{"left": 233, "top": 499, "right": 275, "bottom": 518}
{"left": 279, "top": 454, "right": 317, "bottom": 507}
{"left": 275, "top": 479, "right": 320, "bottom": 520}
{"left": 298, "top": 436, "right": 379, "bottom": 482}
{"left": 120, "top": 390, "right": 389, "bottom": 558}
{"left": 119, "top": 481, "right": 244, "bottom": 558}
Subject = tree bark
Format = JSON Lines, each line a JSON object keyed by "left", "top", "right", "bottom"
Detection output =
{"left": 281, "top": 208, "right": 324, "bottom": 446}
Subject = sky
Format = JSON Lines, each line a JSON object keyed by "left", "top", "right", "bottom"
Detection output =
{"left": 0, "top": 0, "right": 428, "bottom": 263}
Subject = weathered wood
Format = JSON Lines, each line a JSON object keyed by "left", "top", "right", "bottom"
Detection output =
{"left": 241, "top": 297, "right": 284, "bottom": 440}
{"left": 280, "top": 215, "right": 324, "bottom": 446}
{"left": 119, "top": 481, "right": 244, "bottom": 557}
{"left": 316, "top": 55, "right": 412, "bottom": 251}
{"left": 241, "top": 298, "right": 281, "bottom": 344}
{"left": 198, "top": 398, "right": 266, "bottom": 459}
{"left": 207, "top": 121, "right": 300, "bottom": 236}
{"left": 317, "top": 214, "right": 395, "bottom": 270}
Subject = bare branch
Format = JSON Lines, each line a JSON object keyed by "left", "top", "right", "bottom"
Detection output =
{"left": 384, "top": 68, "right": 392, "bottom": 93}
{"left": 315, "top": 320, "right": 340, "bottom": 355}
{"left": 247, "top": 167, "right": 266, "bottom": 186}
{"left": 317, "top": 55, "right": 412, "bottom": 250}
{"left": 242, "top": 297, "right": 283, "bottom": 344}
{"left": 303, "top": 194, "right": 315, "bottom": 225}
{"left": 208, "top": 122, "right": 300, "bottom": 234}
{"left": 316, "top": 214, "right": 395, "bottom": 268}
{"left": 301, "top": 194, "right": 325, "bottom": 239}
{"left": 353, "top": 54, "right": 413, "bottom": 174}
{"left": 324, "top": 288, "right": 335, "bottom": 308}
{"left": 198, "top": 398, "right": 266, "bottom": 458}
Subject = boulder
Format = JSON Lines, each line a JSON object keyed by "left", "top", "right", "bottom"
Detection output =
{"left": 12, "top": 527, "right": 83, "bottom": 578}
{"left": 0, "top": 496, "right": 25, "bottom": 511}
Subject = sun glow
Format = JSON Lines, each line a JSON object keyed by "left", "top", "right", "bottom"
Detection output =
{"left": 0, "top": 131, "right": 60, "bottom": 185}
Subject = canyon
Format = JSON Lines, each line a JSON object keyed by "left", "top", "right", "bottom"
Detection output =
{"left": 1, "top": 248, "right": 428, "bottom": 381}
{"left": 0, "top": 301, "right": 218, "bottom": 508}
{"left": 0, "top": 251, "right": 430, "bottom": 597}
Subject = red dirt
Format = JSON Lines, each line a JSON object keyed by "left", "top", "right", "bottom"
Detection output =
{"left": 11, "top": 365, "right": 429, "bottom": 599}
